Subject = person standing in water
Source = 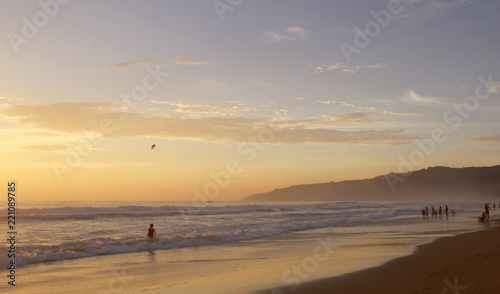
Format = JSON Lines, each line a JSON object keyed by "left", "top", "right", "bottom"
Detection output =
{"left": 445, "top": 205, "right": 448, "bottom": 218}
{"left": 147, "top": 223, "right": 157, "bottom": 239}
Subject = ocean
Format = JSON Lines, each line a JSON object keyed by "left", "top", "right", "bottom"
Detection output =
{"left": 0, "top": 200, "right": 489, "bottom": 268}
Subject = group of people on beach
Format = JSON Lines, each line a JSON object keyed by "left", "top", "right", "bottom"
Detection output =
{"left": 421, "top": 205, "right": 454, "bottom": 218}
{"left": 478, "top": 203, "right": 497, "bottom": 223}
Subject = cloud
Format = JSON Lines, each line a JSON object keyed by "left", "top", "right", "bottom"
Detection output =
{"left": 322, "top": 113, "right": 386, "bottom": 124}
{"left": 106, "top": 58, "right": 164, "bottom": 69}
{"left": 357, "top": 107, "right": 422, "bottom": 116}
{"left": 316, "top": 101, "right": 422, "bottom": 118}
{"left": 150, "top": 100, "right": 170, "bottom": 104}
{"left": 316, "top": 100, "right": 337, "bottom": 105}
{"left": 365, "top": 63, "right": 390, "bottom": 69}
{"left": 469, "top": 135, "right": 500, "bottom": 143}
{"left": 311, "top": 62, "right": 389, "bottom": 74}
{"left": 171, "top": 58, "right": 208, "bottom": 65}
{"left": 103, "top": 57, "right": 208, "bottom": 70}
{"left": 16, "top": 144, "right": 69, "bottom": 152}
{"left": 261, "top": 26, "right": 309, "bottom": 43}
{"left": 173, "top": 103, "right": 238, "bottom": 114}
{"left": 0, "top": 102, "right": 418, "bottom": 146}
{"left": 395, "top": 0, "right": 471, "bottom": 24}
{"left": 488, "top": 82, "right": 500, "bottom": 93}
{"left": 0, "top": 95, "right": 23, "bottom": 101}
{"left": 150, "top": 101, "right": 252, "bottom": 116}
{"left": 316, "top": 100, "right": 356, "bottom": 108}
{"left": 401, "top": 89, "right": 449, "bottom": 107}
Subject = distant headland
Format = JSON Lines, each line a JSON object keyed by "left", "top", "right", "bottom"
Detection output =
{"left": 243, "top": 165, "right": 500, "bottom": 202}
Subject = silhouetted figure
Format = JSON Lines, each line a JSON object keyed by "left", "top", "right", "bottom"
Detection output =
{"left": 478, "top": 212, "right": 488, "bottom": 223}
{"left": 147, "top": 223, "right": 157, "bottom": 239}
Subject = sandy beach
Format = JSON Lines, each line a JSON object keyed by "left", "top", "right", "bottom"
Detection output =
{"left": 263, "top": 223, "right": 500, "bottom": 294}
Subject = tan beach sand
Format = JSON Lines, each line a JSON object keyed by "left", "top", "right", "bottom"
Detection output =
{"left": 271, "top": 225, "right": 500, "bottom": 294}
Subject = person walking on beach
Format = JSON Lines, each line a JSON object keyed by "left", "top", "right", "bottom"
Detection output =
{"left": 439, "top": 206, "right": 442, "bottom": 216}
{"left": 147, "top": 223, "right": 157, "bottom": 239}
{"left": 494, "top": 203, "right": 496, "bottom": 211}
{"left": 445, "top": 205, "right": 448, "bottom": 217}
{"left": 484, "top": 203, "right": 490, "bottom": 221}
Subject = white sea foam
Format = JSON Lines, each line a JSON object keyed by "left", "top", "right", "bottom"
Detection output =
{"left": 0, "top": 201, "right": 483, "bottom": 266}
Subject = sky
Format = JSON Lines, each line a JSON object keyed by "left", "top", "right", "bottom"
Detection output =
{"left": 1, "top": 0, "right": 500, "bottom": 202}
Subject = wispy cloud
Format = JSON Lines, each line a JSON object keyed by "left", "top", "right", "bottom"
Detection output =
{"left": 396, "top": 0, "right": 471, "bottom": 23}
{"left": 106, "top": 58, "right": 164, "bottom": 69}
{"left": 150, "top": 100, "right": 170, "bottom": 104}
{"left": 469, "top": 135, "right": 500, "bottom": 143}
{"left": 401, "top": 89, "right": 449, "bottom": 107}
{"left": 173, "top": 103, "right": 238, "bottom": 114}
{"left": 171, "top": 58, "right": 208, "bottom": 65}
{"left": 0, "top": 102, "right": 418, "bottom": 146}
{"left": 316, "top": 100, "right": 337, "bottom": 105}
{"left": 357, "top": 106, "right": 422, "bottom": 116}
{"left": 149, "top": 101, "right": 252, "bottom": 116}
{"left": 322, "top": 113, "right": 386, "bottom": 124}
{"left": 16, "top": 144, "right": 69, "bottom": 152}
{"left": 488, "top": 82, "right": 500, "bottom": 93}
{"left": 261, "top": 26, "right": 309, "bottom": 43}
{"left": 0, "top": 95, "right": 23, "bottom": 101}
{"left": 310, "top": 62, "right": 389, "bottom": 74}
{"left": 316, "top": 101, "right": 422, "bottom": 118}
{"left": 106, "top": 57, "right": 208, "bottom": 69}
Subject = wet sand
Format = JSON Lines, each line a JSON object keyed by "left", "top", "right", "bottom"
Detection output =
{"left": 263, "top": 223, "right": 500, "bottom": 294}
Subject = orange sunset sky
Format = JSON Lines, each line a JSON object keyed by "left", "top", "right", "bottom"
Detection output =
{"left": 1, "top": 0, "right": 500, "bottom": 201}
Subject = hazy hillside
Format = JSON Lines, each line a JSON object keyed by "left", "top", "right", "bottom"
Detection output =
{"left": 243, "top": 165, "right": 500, "bottom": 202}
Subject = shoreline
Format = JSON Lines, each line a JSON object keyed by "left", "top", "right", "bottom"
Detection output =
{"left": 3, "top": 203, "right": 494, "bottom": 294}
{"left": 258, "top": 222, "right": 500, "bottom": 294}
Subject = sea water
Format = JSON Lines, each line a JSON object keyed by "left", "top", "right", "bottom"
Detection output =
{"left": 0, "top": 201, "right": 490, "bottom": 268}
